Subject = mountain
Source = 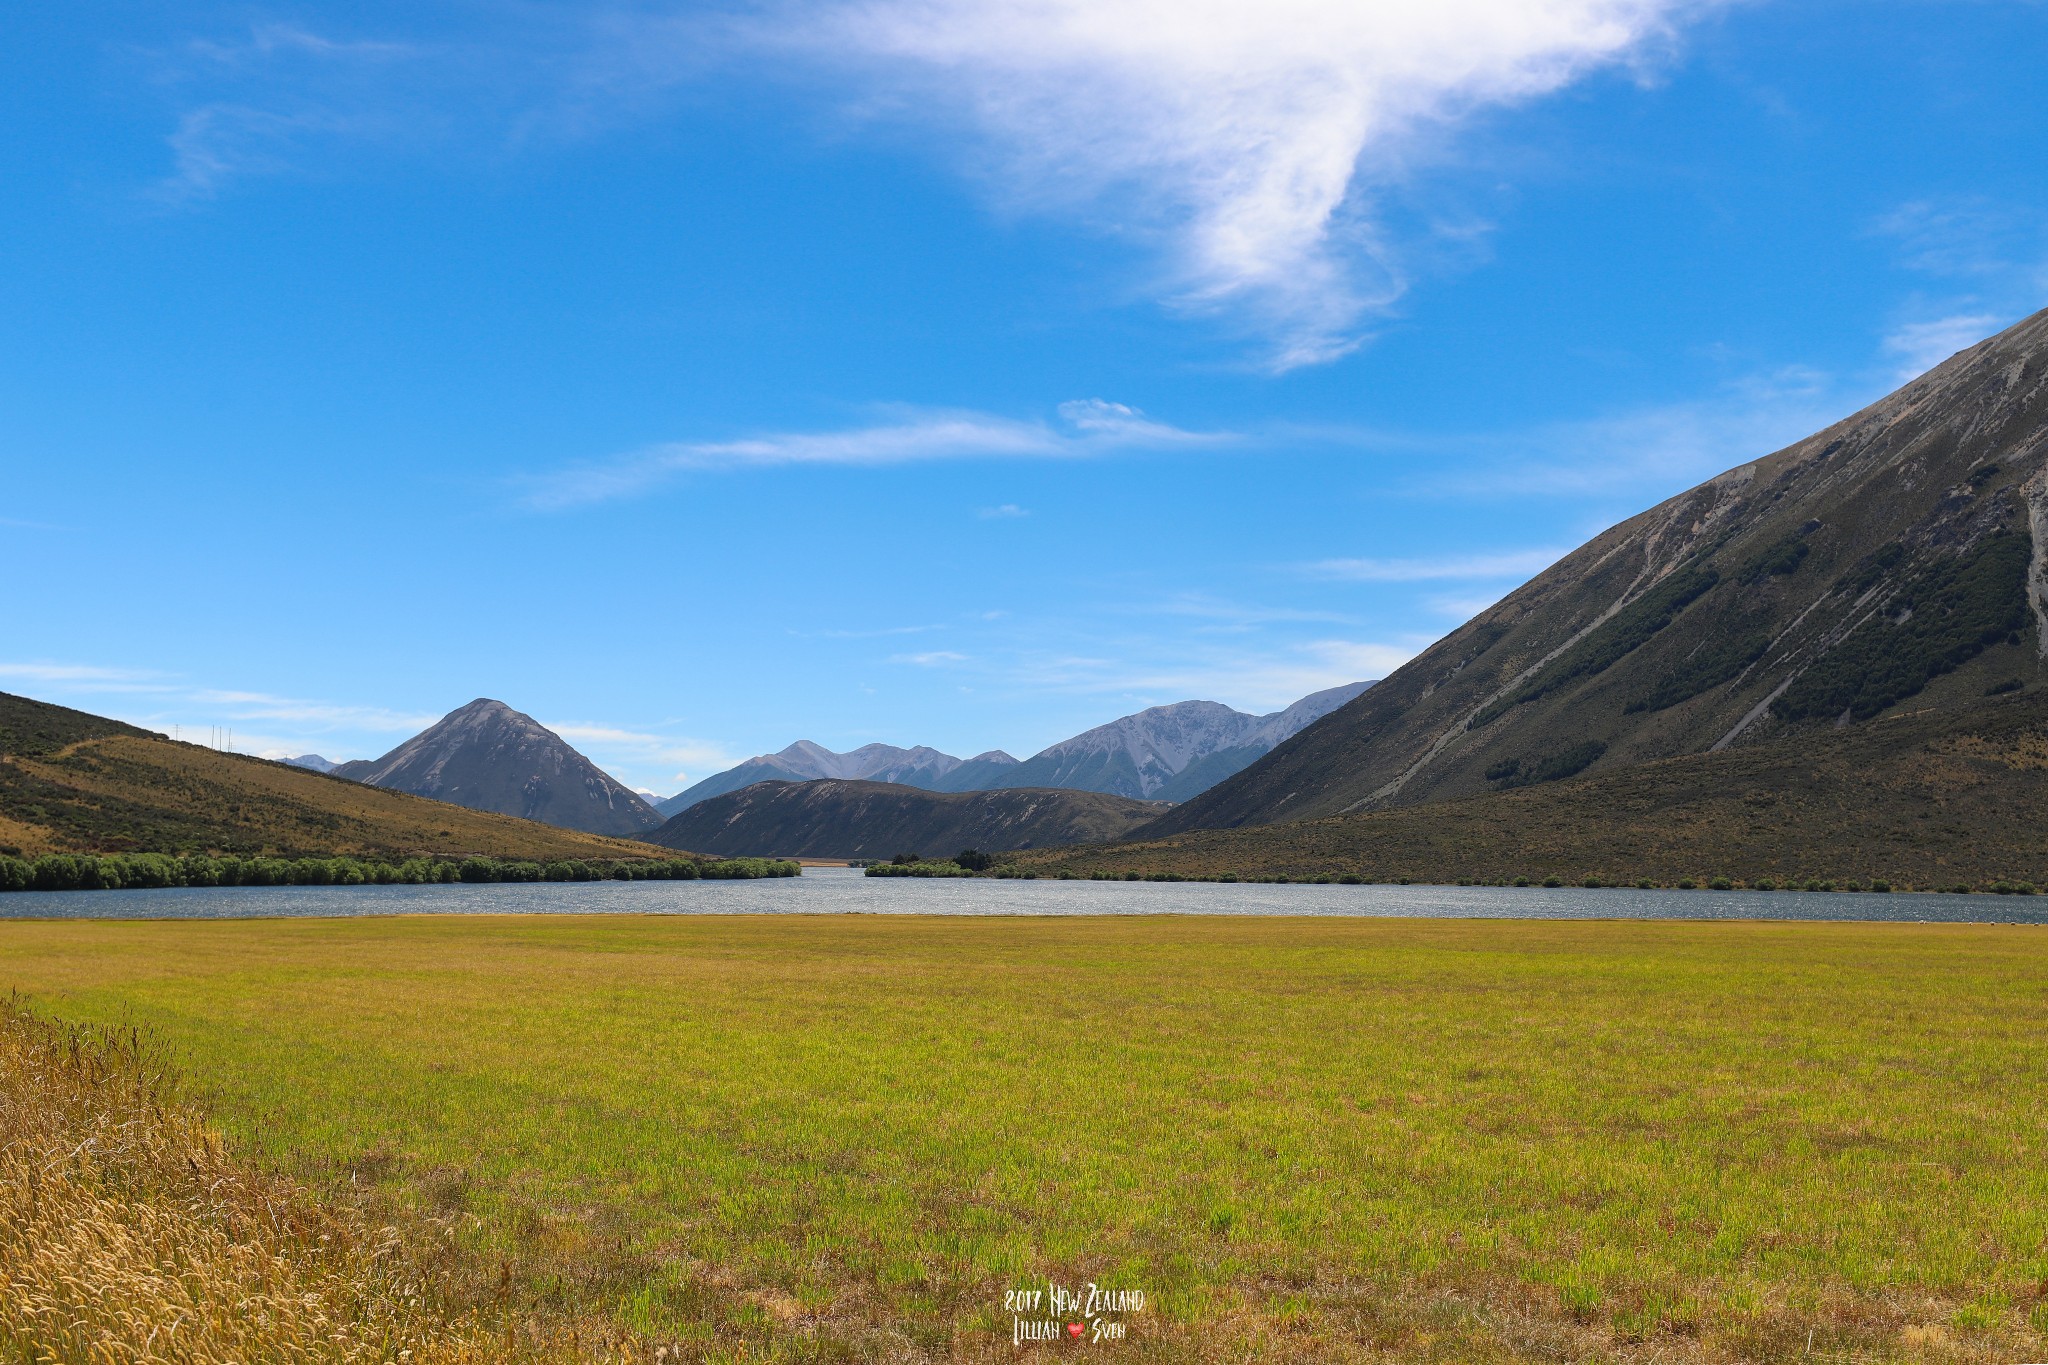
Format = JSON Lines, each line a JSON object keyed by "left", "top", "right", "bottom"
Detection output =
{"left": 659, "top": 682, "right": 1373, "bottom": 815}
{"left": 1144, "top": 306, "right": 2048, "bottom": 838}
{"left": 279, "top": 754, "right": 337, "bottom": 773}
{"left": 645, "top": 779, "right": 1167, "bottom": 860}
{"left": 0, "top": 691, "right": 668, "bottom": 862}
{"left": 1016, "top": 688, "right": 2048, "bottom": 890}
{"left": 332, "top": 699, "right": 663, "bottom": 837}
{"left": 655, "top": 742, "right": 1017, "bottom": 816}
{"left": 963, "top": 681, "right": 1375, "bottom": 801}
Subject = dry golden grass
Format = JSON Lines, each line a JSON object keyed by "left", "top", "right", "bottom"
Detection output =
{"left": 0, "top": 996, "right": 649, "bottom": 1364}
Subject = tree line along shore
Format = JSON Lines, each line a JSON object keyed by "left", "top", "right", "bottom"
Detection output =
{"left": 0, "top": 851, "right": 800, "bottom": 893}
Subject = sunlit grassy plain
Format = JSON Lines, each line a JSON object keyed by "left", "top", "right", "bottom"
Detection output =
{"left": 5, "top": 910, "right": 2048, "bottom": 1362}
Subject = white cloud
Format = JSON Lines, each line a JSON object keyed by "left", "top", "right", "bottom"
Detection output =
{"left": 1416, "top": 365, "right": 1850, "bottom": 500}
{"left": 891, "top": 650, "right": 970, "bottom": 666}
{"left": 785, "top": 0, "right": 1723, "bottom": 367}
{"left": 1303, "top": 548, "right": 1564, "bottom": 581}
{"left": 542, "top": 721, "right": 749, "bottom": 789}
{"left": 978, "top": 503, "right": 1030, "bottom": 519}
{"left": 152, "top": 26, "right": 431, "bottom": 199}
{"left": 0, "top": 661, "right": 160, "bottom": 685}
{"left": 962, "top": 636, "right": 1415, "bottom": 718}
{"left": 1080, "top": 638, "right": 1416, "bottom": 711}
{"left": 1882, "top": 313, "right": 2006, "bottom": 382}
{"left": 191, "top": 689, "right": 439, "bottom": 732}
{"left": 523, "top": 400, "right": 1217, "bottom": 508}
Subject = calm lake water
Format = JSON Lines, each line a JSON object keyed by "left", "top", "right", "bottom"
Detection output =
{"left": 0, "top": 865, "right": 2042, "bottom": 923}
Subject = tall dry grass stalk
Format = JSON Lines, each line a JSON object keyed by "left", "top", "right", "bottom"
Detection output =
{"left": 0, "top": 997, "right": 627, "bottom": 1364}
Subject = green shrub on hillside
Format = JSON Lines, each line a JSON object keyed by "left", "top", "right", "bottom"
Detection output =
{"left": 1777, "top": 531, "right": 2031, "bottom": 724}
{"left": 1625, "top": 628, "right": 1774, "bottom": 714}
{"left": 1737, "top": 533, "right": 1811, "bottom": 584}
{"left": 1472, "top": 565, "right": 1721, "bottom": 727}
{"left": 1487, "top": 740, "right": 1608, "bottom": 789}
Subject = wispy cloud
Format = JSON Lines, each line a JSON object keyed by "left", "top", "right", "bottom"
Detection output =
{"left": 188, "top": 689, "right": 440, "bottom": 733}
{"left": 542, "top": 722, "right": 748, "bottom": 787}
{"left": 1302, "top": 548, "right": 1564, "bottom": 582}
{"left": 151, "top": 25, "right": 434, "bottom": 199}
{"left": 775, "top": 0, "right": 1727, "bottom": 367}
{"left": 1882, "top": 313, "right": 2006, "bottom": 382}
{"left": 522, "top": 400, "right": 1220, "bottom": 508}
{"left": 997, "top": 637, "right": 1415, "bottom": 715}
{"left": 891, "top": 650, "right": 969, "bottom": 666}
{"left": 0, "top": 661, "right": 161, "bottom": 685}
{"left": 1868, "top": 195, "right": 2047, "bottom": 382}
{"left": 1416, "top": 365, "right": 1851, "bottom": 500}
{"left": 1132, "top": 593, "right": 1360, "bottom": 632}
{"left": 801, "top": 623, "right": 945, "bottom": 639}
{"left": 978, "top": 503, "right": 1030, "bottom": 519}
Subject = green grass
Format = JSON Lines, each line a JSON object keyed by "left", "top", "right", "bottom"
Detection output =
{"left": 4, "top": 913, "right": 2048, "bottom": 1362}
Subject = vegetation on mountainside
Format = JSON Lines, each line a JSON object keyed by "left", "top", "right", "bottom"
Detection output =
{"left": 0, "top": 851, "right": 797, "bottom": 894}
{"left": 0, "top": 692, "right": 155, "bottom": 755}
{"left": 1016, "top": 689, "right": 2048, "bottom": 888}
{"left": 1483, "top": 739, "right": 1608, "bottom": 789}
{"left": 0, "top": 692, "right": 670, "bottom": 861}
{"left": 1775, "top": 531, "right": 2033, "bottom": 723}
{"left": 1471, "top": 564, "right": 1722, "bottom": 727}
{"left": 8, "top": 915, "right": 2048, "bottom": 1362}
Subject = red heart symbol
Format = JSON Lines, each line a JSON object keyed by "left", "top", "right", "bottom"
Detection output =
{"left": 1067, "top": 1322, "right": 1084, "bottom": 1338}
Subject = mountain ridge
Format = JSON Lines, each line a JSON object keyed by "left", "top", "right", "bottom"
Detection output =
{"left": 1141, "top": 307, "right": 2048, "bottom": 838}
{"left": 658, "top": 681, "right": 1373, "bottom": 814}
{"left": 646, "top": 779, "right": 1168, "bottom": 860}
{"left": 334, "top": 699, "right": 663, "bottom": 838}
{"left": 0, "top": 690, "right": 670, "bottom": 862}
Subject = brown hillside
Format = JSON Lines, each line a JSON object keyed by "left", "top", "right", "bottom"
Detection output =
{"left": 1017, "top": 689, "right": 2048, "bottom": 889}
{"left": 647, "top": 778, "right": 1167, "bottom": 860}
{"left": 0, "top": 692, "right": 667, "bottom": 861}
{"left": 1147, "top": 306, "right": 2048, "bottom": 836}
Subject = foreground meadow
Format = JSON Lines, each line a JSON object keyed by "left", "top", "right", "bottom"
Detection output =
{"left": 3, "top": 911, "right": 2046, "bottom": 1362}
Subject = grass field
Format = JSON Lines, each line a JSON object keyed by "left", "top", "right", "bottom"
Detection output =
{"left": 4, "top": 911, "right": 2047, "bottom": 1362}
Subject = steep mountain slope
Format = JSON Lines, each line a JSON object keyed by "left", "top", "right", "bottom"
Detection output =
{"left": 333, "top": 699, "right": 662, "bottom": 837}
{"left": 656, "top": 741, "right": 1015, "bottom": 815}
{"left": 646, "top": 779, "right": 1167, "bottom": 860}
{"left": 1018, "top": 688, "right": 2048, "bottom": 889}
{"left": 948, "top": 681, "right": 1375, "bottom": 800}
{"left": 0, "top": 691, "right": 668, "bottom": 861}
{"left": 1147, "top": 307, "right": 2048, "bottom": 836}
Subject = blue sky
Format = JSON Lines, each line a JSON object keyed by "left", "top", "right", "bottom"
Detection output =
{"left": 4, "top": 0, "right": 2045, "bottom": 795}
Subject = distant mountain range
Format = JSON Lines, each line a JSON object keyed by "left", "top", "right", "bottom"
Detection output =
{"left": 280, "top": 754, "right": 337, "bottom": 773}
{"left": 653, "top": 741, "right": 1019, "bottom": 816}
{"left": 646, "top": 779, "right": 1166, "bottom": 860}
{"left": 1132, "top": 306, "right": 2048, "bottom": 855}
{"left": 332, "top": 699, "right": 664, "bottom": 838}
{"left": 655, "top": 681, "right": 1373, "bottom": 815}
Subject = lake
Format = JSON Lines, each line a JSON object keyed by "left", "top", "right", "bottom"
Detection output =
{"left": 1, "top": 864, "right": 2042, "bottom": 922}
